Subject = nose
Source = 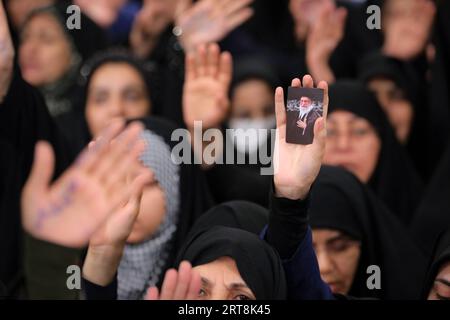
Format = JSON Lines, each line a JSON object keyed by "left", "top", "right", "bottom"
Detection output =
{"left": 108, "top": 98, "right": 126, "bottom": 118}
{"left": 335, "top": 132, "right": 351, "bottom": 151}
{"left": 317, "top": 250, "right": 334, "bottom": 277}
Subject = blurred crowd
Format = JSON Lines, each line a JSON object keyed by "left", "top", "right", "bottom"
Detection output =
{"left": 0, "top": 0, "right": 449, "bottom": 301}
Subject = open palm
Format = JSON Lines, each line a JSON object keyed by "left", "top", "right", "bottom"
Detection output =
{"left": 21, "top": 121, "right": 151, "bottom": 248}
{"left": 183, "top": 43, "right": 232, "bottom": 130}
{"left": 273, "top": 76, "right": 328, "bottom": 200}
{"left": 176, "top": 0, "right": 254, "bottom": 52}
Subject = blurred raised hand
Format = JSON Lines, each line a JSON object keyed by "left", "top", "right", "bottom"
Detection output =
{"left": 183, "top": 43, "right": 232, "bottom": 130}
{"left": 0, "top": 0, "right": 15, "bottom": 103}
{"left": 175, "top": 0, "right": 254, "bottom": 52}
{"left": 74, "top": 0, "right": 127, "bottom": 28}
{"left": 146, "top": 261, "right": 202, "bottom": 300}
{"left": 21, "top": 121, "right": 152, "bottom": 248}
{"left": 130, "top": 0, "right": 178, "bottom": 58}
{"left": 382, "top": 0, "right": 436, "bottom": 61}
{"left": 306, "top": 1, "right": 347, "bottom": 83}
{"left": 273, "top": 75, "right": 328, "bottom": 200}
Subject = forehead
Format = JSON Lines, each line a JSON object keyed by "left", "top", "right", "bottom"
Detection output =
{"left": 193, "top": 257, "right": 245, "bottom": 284}
{"left": 23, "top": 13, "right": 64, "bottom": 34}
{"left": 436, "top": 261, "right": 450, "bottom": 281}
{"left": 89, "top": 63, "right": 146, "bottom": 89}
{"left": 313, "top": 228, "right": 342, "bottom": 242}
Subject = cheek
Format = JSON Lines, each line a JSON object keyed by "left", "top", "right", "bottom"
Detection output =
{"left": 334, "top": 249, "right": 361, "bottom": 289}
{"left": 123, "top": 101, "right": 151, "bottom": 119}
{"left": 86, "top": 105, "right": 108, "bottom": 138}
{"left": 353, "top": 137, "right": 381, "bottom": 181}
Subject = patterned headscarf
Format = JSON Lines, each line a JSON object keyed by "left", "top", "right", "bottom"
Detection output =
{"left": 117, "top": 130, "right": 180, "bottom": 300}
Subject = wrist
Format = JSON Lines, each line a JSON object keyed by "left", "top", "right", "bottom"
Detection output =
{"left": 274, "top": 184, "right": 311, "bottom": 201}
{"left": 83, "top": 244, "right": 124, "bottom": 286}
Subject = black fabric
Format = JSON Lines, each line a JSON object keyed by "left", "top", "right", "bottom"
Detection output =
{"left": 411, "top": 139, "right": 450, "bottom": 254}
{"left": 358, "top": 51, "right": 429, "bottom": 180}
{"left": 176, "top": 225, "right": 287, "bottom": 300}
{"left": 267, "top": 184, "right": 310, "bottom": 260}
{"left": 0, "top": 69, "right": 73, "bottom": 297}
{"left": 427, "top": 0, "right": 450, "bottom": 175}
{"left": 421, "top": 228, "right": 450, "bottom": 298}
{"left": 328, "top": 81, "right": 423, "bottom": 225}
{"left": 309, "top": 166, "right": 427, "bottom": 300}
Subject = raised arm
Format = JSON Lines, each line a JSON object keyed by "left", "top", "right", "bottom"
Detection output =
{"left": 267, "top": 75, "right": 333, "bottom": 300}
{"left": 0, "top": 0, "right": 15, "bottom": 104}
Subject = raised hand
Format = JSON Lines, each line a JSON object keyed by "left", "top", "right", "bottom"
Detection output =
{"left": 21, "top": 120, "right": 152, "bottom": 248}
{"left": 130, "top": 0, "right": 177, "bottom": 58}
{"left": 183, "top": 43, "right": 232, "bottom": 130}
{"left": 74, "top": 0, "right": 126, "bottom": 28}
{"left": 306, "top": 1, "right": 347, "bottom": 83}
{"left": 175, "top": 0, "right": 254, "bottom": 52}
{"left": 382, "top": 0, "right": 436, "bottom": 61}
{"left": 273, "top": 75, "right": 328, "bottom": 200}
{"left": 146, "top": 261, "right": 202, "bottom": 300}
{"left": 0, "top": 0, "right": 15, "bottom": 103}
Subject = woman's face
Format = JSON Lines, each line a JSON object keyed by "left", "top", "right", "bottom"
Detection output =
{"left": 19, "top": 13, "right": 72, "bottom": 87}
{"left": 428, "top": 261, "right": 450, "bottom": 300}
{"left": 85, "top": 62, "right": 151, "bottom": 138}
{"left": 324, "top": 110, "right": 382, "bottom": 183}
{"left": 193, "top": 257, "right": 256, "bottom": 300}
{"left": 368, "top": 78, "right": 413, "bottom": 144}
{"left": 126, "top": 163, "right": 166, "bottom": 244}
{"left": 312, "top": 229, "right": 361, "bottom": 295}
{"left": 230, "top": 79, "right": 274, "bottom": 120}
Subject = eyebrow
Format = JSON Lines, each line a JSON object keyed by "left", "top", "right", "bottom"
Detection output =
{"left": 200, "top": 277, "right": 250, "bottom": 291}
{"left": 325, "top": 234, "right": 348, "bottom": 244}
{"left": 227, "top": 283, "right": 250, "bottom": 291}
{"left": 436, "top": 278, "right": 450, "bottom": 287}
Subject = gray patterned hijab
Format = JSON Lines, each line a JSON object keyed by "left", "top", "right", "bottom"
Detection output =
{"left": 117, "top": 130, "right": 180, "bottom": 300}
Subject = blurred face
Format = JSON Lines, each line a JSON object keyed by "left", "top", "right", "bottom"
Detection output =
{"left": 368, "top": 78, "right": 413, "bottom": 144}
{"left": 85, "top": 62, "right": 151, "bottom": 138}
{"left": 7, "top": 0, "right": 54, "bottom": 28}
{"left": 19, "top": 14, "right": 72, "bottom": 87}
{"left": 324, "top": 110, "right": 382, "bottom": 183}
{"left": 428, "top": 261, "right": 450, "bottom": 300}
{"left": 194, "top": 257, "right": 256, "bottom": 300}
{"left": 230, "top": 79, "right": 274, "bottom": 120}
{"left": 300, "top": 96, "right": 312, "bottom": 109}
{"left": 126, "top": 163, "right": 166, "bottom": 244}
{"left": 313, "top": 229, "right": 361, "bottom": 295}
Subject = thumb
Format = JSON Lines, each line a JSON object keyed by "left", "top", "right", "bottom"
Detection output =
{"left": 25, "top": 141, "right": 55, "bottom": 193}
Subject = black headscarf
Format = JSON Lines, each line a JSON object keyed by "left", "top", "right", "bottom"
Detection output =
{"left": 328, "top": 81, "right": 423, "bottom": 225}
{"left": 358, "top": 51, "right": 428, "bottom": 180}
{"left": 309, "top": 166, "right": 428, "bottom": 300}
{"left": 421, "top": 228, "right": 450, "bottom": 299}
{"left": 175, "top": 201, "right": 286, "bottom": 300}
{"left": 411, "top": 138, "right": 450, "bottom": 254}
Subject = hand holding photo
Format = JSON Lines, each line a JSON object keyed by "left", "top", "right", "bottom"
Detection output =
{"left": 286, "top": 87, "right": 324, "bottom": 145}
